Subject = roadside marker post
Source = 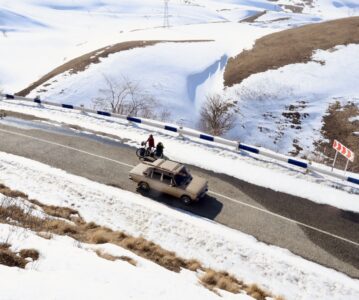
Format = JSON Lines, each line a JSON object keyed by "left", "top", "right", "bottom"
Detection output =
{"left": 332, "top": 150, "right": 338, "bottom": 171}
{"left": 332, "top": 139, "right": 354, "bottom": 173}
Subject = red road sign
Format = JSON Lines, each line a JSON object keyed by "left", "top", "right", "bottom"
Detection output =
{"left": 333, "top": 140, "right": 354, "bottom": 162}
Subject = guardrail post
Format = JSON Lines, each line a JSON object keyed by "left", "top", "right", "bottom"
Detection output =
{"left": 178, "top": 126, "right": 185, "bottom": 140}
{"left": 305, "top": 160, "right": 312, "bottom": 174}
{"left": 34, "top": 96, "right": 42, "bottom": 107}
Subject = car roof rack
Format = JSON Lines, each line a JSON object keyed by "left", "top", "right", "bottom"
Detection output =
{"left": 143, "top": 159, "right": 183, "bottom": 173}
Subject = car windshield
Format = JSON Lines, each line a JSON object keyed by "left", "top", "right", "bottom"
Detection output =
{"left": 174, "top": 167, "right": 192, "bottom": 186}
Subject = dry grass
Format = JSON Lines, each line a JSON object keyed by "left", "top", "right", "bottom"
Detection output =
{"left": 17, "top": 40, "right": 212, "bottom": 97}
{"left": 224, "top": 17, "right": 359, "bottom": 86}
{"left": 118, "top": 255, "right": 137, "bottom": 266}
{"left": 0, "top": 184, "right": 27, "bottom": 198}
{"left": 30, "top": 199, "right": 82, "bottom": 222}
{"left": 0, "top": 184, "right": 281, "bottom": 298}
{"left": 95, "top": 249, "right": 137, "bottom": 266}
{"left": 0, "top": 243, "right": 11, "bottom": 250}
{"left": 0, "top": 246, "right": 39, "bottom": 268}
{"left": 200, "top": 269, "right": 243, "bottom": 294}
{"left": 245, "top": 284, "right": 271, "bottom": 300}
{"left": 19, "top": 248, "right": 40, "bottom": 261}
{"left": 95, "top": 249, "right": 119, "bottom": 261}
{"left": 0, "top": 248, "right": 27, "bottom": 268}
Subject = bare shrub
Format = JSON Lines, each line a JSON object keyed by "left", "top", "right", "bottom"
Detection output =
{"left": 199, "top": 94, "right": 236, "bottom": 136}
{"left": 93, "top": 74, "right": 158, "bottom": 118}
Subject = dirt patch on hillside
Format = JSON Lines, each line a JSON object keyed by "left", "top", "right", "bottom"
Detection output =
{"left": 17, "top": 39, "right": 212, "bottom": 97}
{"left": 315, "top": 101, "right": 359, "bottom": 172}
{"left": 224, "top": 17, "right": 359, "bottom": 86}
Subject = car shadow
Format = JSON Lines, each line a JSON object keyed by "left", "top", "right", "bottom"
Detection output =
{"left": 137, "top": 189, "right": 223, "bottom": 220}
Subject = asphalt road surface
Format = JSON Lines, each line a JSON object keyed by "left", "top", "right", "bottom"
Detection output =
{"left": 0, "top": 114, "right": 358, "bottom": 278}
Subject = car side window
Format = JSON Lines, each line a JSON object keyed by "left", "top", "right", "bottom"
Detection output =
{"left": 143, "top": 168, "right": 153, "bottom": 177}
{"left": 162, "top": 174, "right": 172, "bottom": 185}
{"left": 152, "top": 171, "right": 162, "bottom": 181}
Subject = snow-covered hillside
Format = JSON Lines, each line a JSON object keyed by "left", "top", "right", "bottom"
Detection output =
{"left": 1, "top": 0, "right": 358, "bottom": 160}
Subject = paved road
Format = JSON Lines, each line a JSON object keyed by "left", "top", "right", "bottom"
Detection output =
{"left": 0, "top": 115, "right": 358, "bottom": 278}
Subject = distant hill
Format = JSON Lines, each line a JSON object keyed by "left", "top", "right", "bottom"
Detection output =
{"left": 224, "top": 16, "right": 359, "bottom": 87}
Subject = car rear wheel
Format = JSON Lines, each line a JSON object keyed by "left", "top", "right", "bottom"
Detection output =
{"left": 138, "top": 182, "right": 150, "bottom": 192}
{"left": 181, "top": 195, "right": 192, "bottom": 205}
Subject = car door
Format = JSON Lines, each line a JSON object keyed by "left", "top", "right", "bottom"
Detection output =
{"left": 148, "top": 169, "right": 164, "bottom": 192}
{"left": 161, "top": 173, "right": 176, "bottom": 196}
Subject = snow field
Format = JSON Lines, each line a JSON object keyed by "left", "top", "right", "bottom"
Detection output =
{"left": 0, "top": 224, "right": 236, "bottom": 300}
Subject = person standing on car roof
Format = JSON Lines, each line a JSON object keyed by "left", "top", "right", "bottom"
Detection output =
{"left": 146, "top": 134, "right": 155, "bottom": 151}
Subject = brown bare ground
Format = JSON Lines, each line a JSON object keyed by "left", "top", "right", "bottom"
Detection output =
{"left": 17, "top": 40, "right": 212, "bottom": 97}
{"left": 0, "top": 184, "right": 281, "bottom": 298}
{"left": 315, "top": 101, "right": 359, "bottom": 172}
{"left": 224, "top": 17, "right": 359, "bottom": 86}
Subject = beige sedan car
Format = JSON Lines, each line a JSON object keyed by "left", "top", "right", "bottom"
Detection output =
{"left": 129, "top": 159, "right": 208, "bottom": 204}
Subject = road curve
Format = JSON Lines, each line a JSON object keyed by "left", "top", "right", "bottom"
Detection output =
{"left": 0, "top": 115, "right": 358, "bottom": 278}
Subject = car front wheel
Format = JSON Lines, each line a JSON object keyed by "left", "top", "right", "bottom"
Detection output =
{"left": 138, "top": 182, "right": 150, "bottom": 192}
{"left": 181, "top": 195, "right": 192, "bottom": 205}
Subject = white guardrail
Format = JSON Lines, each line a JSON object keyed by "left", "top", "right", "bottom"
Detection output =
{"left": 1, "top": 93, "right": 359, "bottom": 186}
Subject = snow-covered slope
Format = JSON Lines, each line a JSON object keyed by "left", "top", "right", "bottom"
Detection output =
{"left": 1, "top": 151, "right": 358, "bottom": 300}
